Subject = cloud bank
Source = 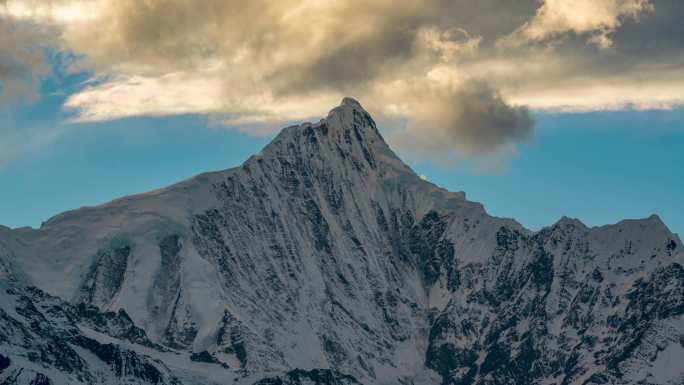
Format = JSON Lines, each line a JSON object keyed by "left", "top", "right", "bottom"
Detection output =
{"left": 1, "top": 0, "right": 683, "bottom": 165}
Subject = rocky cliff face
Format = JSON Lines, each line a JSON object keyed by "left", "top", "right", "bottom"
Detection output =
{"left": 0, "top": 98, "right": 682, "bottom": 385}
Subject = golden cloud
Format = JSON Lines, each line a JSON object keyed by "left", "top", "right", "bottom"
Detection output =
{"left": 501, "top": 0, "right": 654, "bottom": 48}
{"left": 1, "top": 0, "right": 683, "bottom": 165}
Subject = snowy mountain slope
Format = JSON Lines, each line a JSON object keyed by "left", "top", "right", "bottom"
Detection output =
{"left": 0, "top": 98, "right": 682, "bottom": 385}
{"left": 0, "top": 282, "right": 180, "bottom": 385}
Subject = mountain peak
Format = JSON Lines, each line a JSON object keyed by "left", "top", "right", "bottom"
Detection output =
{"left": 325, "top": 97, "right": 372, "bottom": 125}
{"left": 325, "top": 96, "right": 371, "bottom": 124}
{"left": 257, "top": 97, "right": 407, "bottom": 174}
{"left": 340, "top": 97, "right": 363, "bottom": 108}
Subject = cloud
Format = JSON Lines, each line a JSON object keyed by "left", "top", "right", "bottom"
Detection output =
{"left": 387, "top": 79, "right": 534, "bottom": 165}
{"left": 1, "top": 0, "right": 683, "bottom": 166}
{"left": 0, "top": 3, "right": 53, "bottom": 103}
{"left": 502, "top": 0, "right": 654, "bottom": 48}
{"left": 64, "top": 72, "right": 227, "bottom": 122}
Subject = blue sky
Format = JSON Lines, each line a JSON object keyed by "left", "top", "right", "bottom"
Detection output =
{"left": 0, "top": 1, "right": 682, "bottom": 236}
{"left": 415, "top": 110, "right": 684, "bottom": 235}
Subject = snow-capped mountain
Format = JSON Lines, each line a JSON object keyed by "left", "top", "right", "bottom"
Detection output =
{"left": 0, "top": 98, "right": 682, "bottom": 385}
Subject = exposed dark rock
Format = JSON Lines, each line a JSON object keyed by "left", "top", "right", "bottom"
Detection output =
{"left": 190, "top": 351, "right": 218, "bottom": 363}
{"left": 73, "top": 336, "right": 164, "bottom": 384}
{"left": 252, "top": 368, "right": 361, "bottom": 385}
{"left": 0, "top": 354, "right": 9, "bottom": 372}
{"left": 78, "top": 245, "right": 131, "bottom": 306}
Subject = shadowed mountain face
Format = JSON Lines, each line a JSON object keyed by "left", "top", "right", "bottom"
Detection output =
{"left": 0, "top": 98, "right": 682, "bottom": 385}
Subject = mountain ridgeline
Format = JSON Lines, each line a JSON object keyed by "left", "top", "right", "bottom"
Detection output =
{"left": 0, "top": 98, "right": 682, "bottom": 385}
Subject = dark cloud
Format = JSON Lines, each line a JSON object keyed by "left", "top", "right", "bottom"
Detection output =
{"left": 612, "top": 0, "right": 684, "bottom": 56}
{"left": 391, "top": 80, "right": 534, "bottom": 159}
{"left": 431, "top": 0, "right": 538, "bottom": 44}
{"left": 443, "top": 81, "right": 534, "bottom": 153}
{"left": 266, "top": 0, "right": 540, "bottom": 95}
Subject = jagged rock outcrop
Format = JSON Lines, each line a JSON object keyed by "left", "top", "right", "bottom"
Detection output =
{"left": 0, "top": 284, "right": 178, "bottom": 385}
{"left": 0, "top": 98, "right": 682, "bottom": 384}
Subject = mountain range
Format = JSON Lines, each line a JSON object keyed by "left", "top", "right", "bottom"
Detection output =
{"left": 0, "top": 98, "right": 682, "bottom": 385}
